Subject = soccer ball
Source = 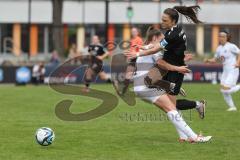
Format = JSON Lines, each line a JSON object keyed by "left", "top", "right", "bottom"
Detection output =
{"left": 35, "top": 127, "right": 55, "bottom": 146}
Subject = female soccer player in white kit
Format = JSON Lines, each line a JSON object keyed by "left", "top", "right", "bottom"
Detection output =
{"left": 205, "top": 31, "right": 240, "bottom": 111}
{"left": 134, "top": 27, "right": 212, "bottom": 143}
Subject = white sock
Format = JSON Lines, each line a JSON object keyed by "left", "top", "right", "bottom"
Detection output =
{"left": 176, "top": 127, "right": 188, "bottom": 139}
{"left": 222, "top": 92, "right": 236, "bottom": 108}
{"left": 221, "top": 85, "right": 240, "bottom": 94}
{"left": 175, "top": 110, "right": 188, "bottom": 139}
{"left": 195, "top": 101, "right": 201, "bottom": 109}
{"left": 167, "top": 110, "right": 197, "bottom": 139}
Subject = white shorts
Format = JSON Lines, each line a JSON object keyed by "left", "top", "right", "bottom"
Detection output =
{"left": 133, "top": 85, "right": 166, "bottom": 103}
{"left": 221, "top": 68, "right": 239, "bottom": 87}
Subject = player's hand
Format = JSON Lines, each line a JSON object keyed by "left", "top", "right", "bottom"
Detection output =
{"left": 184, "top": 53, "right": 194, "bottom": 62}
{"left": 141, "top": 44, "right": 154, "bottom": 50}
{"left": 96, "top": 56, "right": 103, "bottom": 60}
{"left": 176, "top": 66, "right": 191, "bottom": 74}
{"left": 124, "top": 50, "right": 138, "bottom": 60}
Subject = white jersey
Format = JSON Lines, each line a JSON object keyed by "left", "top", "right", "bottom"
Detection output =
{"left": 133, "top": 45, "right": 165, "bottom": 103}
{"left": 215, "top": 42, "right": 240, "bottom": 71}
{"left": 215, "top": 42, "right": 240, "bottom": 87}
{"left": 135, "top": 51, "right": 163, "bottom": 78}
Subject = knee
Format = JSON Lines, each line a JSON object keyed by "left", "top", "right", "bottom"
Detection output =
{"left": 221, "top": 85, "right": 230, "bottom": 90}
{"left": 144, "top": 75, "right": 153, "bottom": 88}
{"left": 220, "top": 85, "right": 230, "bottom": 93}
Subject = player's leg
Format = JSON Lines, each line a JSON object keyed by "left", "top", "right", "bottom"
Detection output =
{"left": 153, "top": 94, "right": 211, "bottom": 142}
{"left": 98, "top": 71, "right": 111, "bottom": 83}
{"left": 153, "top": 94, "right": 195, "bottom": 141}
{"left": 176, "top": 99, "right": 206, "bottom": 119}
{"left": 223, "top": 84, "right": 240, "bottom": 94}
{"left": 144, "top": 65, "right": 176, "bottom": 93}
{"left": 221, "top": 89, "right": 236, "bottom": 111}
{"left": 134, "top": 84, "right": 211, "bottom": 142}
{"left": 221, "top": 69, "right": 240, "bottom": 94}
{"left": 220, "top": 70, "right": 238, "bottom": 111}
{"left": 83, "top": 58, "right": 103, "bottom": 92}
{"left": 165, "top": 72, "right": 206, "bottom": 118}
{"left": 83, "top": 67, "right": 94, "bottom": 92}
{"left": 165, "top": 93, "right": 190, "bottom": 141}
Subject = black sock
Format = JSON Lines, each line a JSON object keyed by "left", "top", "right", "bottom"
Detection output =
{"left": 85, "top": 79, "right": 91, "bottom": 88}
{"left": 85, "top": 83, "right": 90, "bottom": 88}
{"left": 176, "top": 99, "right": 197, "bottom": 110}
{"left": 106, "top": 78, "right": 111, "bottom": 83}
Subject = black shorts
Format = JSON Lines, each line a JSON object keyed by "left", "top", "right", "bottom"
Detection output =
{"left": 89, "top": 57, "right": 103, "bottom": 74}
{"left": 128, "top": 58, "right": 137, "bottom": 67}
{"left": 162, "top": 71, "right": 184, "bottom": 95}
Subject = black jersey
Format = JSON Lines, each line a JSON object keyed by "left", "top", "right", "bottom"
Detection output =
{"left": 88, "top": 44, "right": 106, "bottom": 57}
{"left": 160, "top": 25, "right": 186, "bottom": 66}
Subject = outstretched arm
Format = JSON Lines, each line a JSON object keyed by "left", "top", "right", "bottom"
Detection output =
{"left": 204, "top": 57, "right": 217, "bottom": 64}
{"left": 156, "top": 59, "right": 191, "bottom": 74}
{"left": 125, "top": 43, "right": 165, "bottom": 59}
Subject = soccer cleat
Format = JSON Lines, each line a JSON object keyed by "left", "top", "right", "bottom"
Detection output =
{"left": 189, "top": 135, "right": 212, "bottom": 143}
{"left": 227, "top": 107, "right": 237, "bottom": 111}
{"left": 196, "top": 100, "right": 206, "bottom": 119}
{"left": 179, "top": 87, "right": 187, "bottom": 97}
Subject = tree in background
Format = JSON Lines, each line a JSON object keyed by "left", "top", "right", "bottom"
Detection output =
{"left": 52, "top": 0, "right": 64, "bottom": 57}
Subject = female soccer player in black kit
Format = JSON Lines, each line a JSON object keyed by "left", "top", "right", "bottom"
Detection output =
{"left": 126, "top": 6, "right": 212, "bottom": 142}
{"left": 83, "top": 35, "right": 111, "bottom": 92}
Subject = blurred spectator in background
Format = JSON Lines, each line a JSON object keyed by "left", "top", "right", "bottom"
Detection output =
{"left": 49, "top": 50, "right": 60, "bottom": 66}
{"left": 32, "top": 62, "right": 45, "bottom": 85}
{"left": 68, "top": 43, "right": 81, "bottom": 65}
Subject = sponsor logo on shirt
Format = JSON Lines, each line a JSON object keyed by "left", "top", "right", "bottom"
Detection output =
{"left": 160, "top": 39, "right": 168, "bottom": 48}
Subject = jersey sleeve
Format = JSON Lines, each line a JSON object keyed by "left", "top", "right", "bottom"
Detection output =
{"left": 231, "top": 44, "right": 240, "bottom": 55}
{"left": 152, "top": 52, "right": 163, "bottom": 62}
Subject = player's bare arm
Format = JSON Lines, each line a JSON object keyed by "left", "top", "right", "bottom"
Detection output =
{"left": 156, "top": 59, "right": 191, "bottom": 74}
{"left": 204, "top": 57, "right": 217, "bottom": 64}
{"left": 125, "top": 44, "right": 165, "bottom": 59}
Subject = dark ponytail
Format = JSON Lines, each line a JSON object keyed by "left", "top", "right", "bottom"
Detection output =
{"left": 164, "top": 5, "right": 202, "bottom": 24}
{"left": 145, "top": 26, "right": 161, "bottom": 44}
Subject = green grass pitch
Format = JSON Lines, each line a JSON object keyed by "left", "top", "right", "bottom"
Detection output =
{"left": 1, "top": 83, "right": 240, "bottom": 160}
